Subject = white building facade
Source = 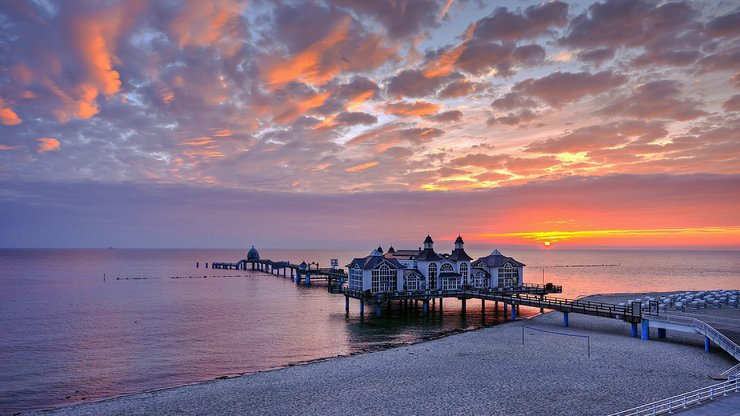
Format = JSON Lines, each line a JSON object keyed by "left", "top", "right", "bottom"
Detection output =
{"left": 346, "top": 236, "right": 525, "bottom": 294}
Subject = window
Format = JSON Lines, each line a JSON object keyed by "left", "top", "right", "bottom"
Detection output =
{"left": 442, "top": 276, "right": 459, "bottom": 290}
{"left": 474, "top": 271, "right": 486, "bottom": 288}
{"left": 440, "top": 263, "right": 453, "bottom": 272}
{"left": 499, "top": 264, "right": 519, "bottom": 287}
{"left": 371, "top": 264, "right": 396, "bottom": 293}
{"left": 460, "top": 263, "right": 468, "bottom": 284}
{"left": 349, "top": 266, "right": 363, "bottom": 290}
{"left": 428, "top": 263, "right": 437, "bottom": 289}
{"left": 405, "top": 272, "right": 420, "bottom": 291}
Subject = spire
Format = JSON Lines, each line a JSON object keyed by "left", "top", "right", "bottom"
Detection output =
{"left": 454, "top": 235, "right": 464, "bottom": 249}
{"left": 387, "top": 246, "right": 395, "bottom": 254}
{"left": 423, "top": 234, "right": 434, "bottom": 249}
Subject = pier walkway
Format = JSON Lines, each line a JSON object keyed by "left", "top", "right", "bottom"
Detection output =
{"left": 210, "top": 258, "right": 347, "bottom": 289}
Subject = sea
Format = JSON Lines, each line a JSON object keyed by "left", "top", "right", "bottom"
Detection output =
{"left": 0, "top": 247, "right": 738, "bottom": 414}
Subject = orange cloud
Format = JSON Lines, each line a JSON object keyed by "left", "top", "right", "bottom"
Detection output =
{"left": 272, "top": 91, "right": 331, "bottom": 124}
{"left": 383, "top": 101, "right": 440, "bottom": 117}
{"left": 74, "top": 23, "right": 121, "bottom": 97}
{"left": 345, "top": 161, "right": 379, "bottom": 172}
{"left": 0, "top": 144, "right": 19, "bottom": 151}
{"left": 264, "top": 16, "right": 352, "bottom": 88}
{"left": 347, "top": 89, "right": 376, "bottom": 111}
{"left": 212, "top": 129, "right": 234, "bottom": 137}
{"left": 182, "top": 137, "right": 216, "bottom": 147}
{"left": 37, "top": 138, "right": 61, "bottom": 153}
{"left": 422, "top": 23, "right": 475, "bottom": 78}
{"left": 0, "top": 99, "right": 22, "bottom": 125}
{"left": 170, "top": 0, "right": 245, "bottom": 54}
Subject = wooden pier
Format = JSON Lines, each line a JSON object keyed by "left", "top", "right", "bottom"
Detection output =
{"left": 210, "top": 258, "right": 347, "bottom": 290}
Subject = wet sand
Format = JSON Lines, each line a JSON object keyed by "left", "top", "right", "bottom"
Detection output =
{"left": 31, "top": 292, "right": 739, "bottom": 416}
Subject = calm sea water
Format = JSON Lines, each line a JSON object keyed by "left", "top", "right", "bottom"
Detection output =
{"left": 0, "top": 248, "right": 738, "bottom": 414}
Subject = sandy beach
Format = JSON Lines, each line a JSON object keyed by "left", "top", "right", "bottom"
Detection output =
{"left": 31, "top": 292, "right": 739, "bottom": 416}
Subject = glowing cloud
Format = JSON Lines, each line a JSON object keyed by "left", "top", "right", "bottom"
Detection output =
{"left": 37, "top": 138, "right": 61, "bottom": 153}
{"left": 383, "top": 101, "right": 440, "bottom": 117}
{"left": 345, "top": 161, "right": 379, "bottom": 172}
{"left": 478, "top": 227, "right": 740, "bottom": 246}
{"left": 264, "top": 16, "right": 352, "bottom": 88}
{"left": 0, "top": 99, "right": 22, "bottom": 125}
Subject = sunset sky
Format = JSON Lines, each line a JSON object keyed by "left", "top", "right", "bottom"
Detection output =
{"left": 1, "top": 0, "right": 739, "bottom": 249}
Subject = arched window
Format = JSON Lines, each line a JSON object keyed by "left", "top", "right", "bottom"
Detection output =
{"left": 460, "top": 263, "right": 468, "bottom": 284}
{"left": 475, "top": 271, "right": 485, "bottom": 288}
{"left": 372, "top": 264, "right": 396, "bottom": 293}
{"left": 440, "top": 263, "right": 453, "bottom": 272}
{"left": 428, "top": 263, "right": 437, "bottom": 289}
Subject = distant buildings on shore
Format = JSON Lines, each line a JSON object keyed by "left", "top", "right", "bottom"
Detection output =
{"left": 347, "top": 235, "right": 525, "bottom": 294}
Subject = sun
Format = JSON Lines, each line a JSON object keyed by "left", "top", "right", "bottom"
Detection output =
{"left": 543, "top": 241, "right": 552, "bottom": 247}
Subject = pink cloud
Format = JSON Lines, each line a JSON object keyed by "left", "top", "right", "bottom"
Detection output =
{"left": 37, "top": 138, "right": 60, "bottom": 153}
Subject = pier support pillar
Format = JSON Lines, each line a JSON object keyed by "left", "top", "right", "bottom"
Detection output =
{"left": 439, "top": 298, "right": 443, "bottom": 312}
{"left": 705, "top": 336, "right": 711, "bottom": 353}
{"left": 295, "top": 272, "right": 300, "bottom": 284}
{"left": 503, "top": 303, "right": 508, "bottom": 319}
{"left": 345, "top": 296, "right": 350, "bottom": 313}
{"left": 641, "top": 319, "right": 649, "bottom": 340}
{"left": 423, "top": 300, "right": 429, "bottom": 316}
{"left": 305, "top": 274, "right": 310, "bottom": 286}
{"left": 631, "top": 323, "right": 638, "bottom": 337}
{"left": 461, "top": 299, "right": 466, "bottom": 315}
{"left": 658, "top": 328, "right": 666, "bottom": 339}
{"left": 375, "top": 305, "right": 382, "bottom": 317}
{"left": 511, "top": 304, "right": 516, "bottom": 320}
{"left": 291, "top": 269, "right": 294, "bottom": 279}
{"left": 360, "top": 300, "right": 364, "bottom": 316}
{"left": 481, "top": 299, "right": 485, "bottom": 310}
{"left": 563, "top": 312, "right": 569, "bottom": 327}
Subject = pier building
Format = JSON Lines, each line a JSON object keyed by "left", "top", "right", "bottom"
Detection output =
{"left": 347, "top": 235, "right": 524, "bottom": 294}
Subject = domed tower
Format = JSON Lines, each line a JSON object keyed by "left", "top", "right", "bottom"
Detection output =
{"left": 423, "top": 234, "right": 434, "bottom": 249}
{"left": 247, "top": 245, "right": 260, "bottom": 261}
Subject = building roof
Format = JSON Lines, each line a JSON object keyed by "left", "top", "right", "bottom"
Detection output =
{"left": 387, "top": 246, "right": 395, "bottom": 254}
{"left": 386, "top": 249, "right": 421, "bottom": 260}
{"left": 472, "top": 250, "right": 526, "bottom": 268}
{"left": 448, "top": 248, "right": 472, "bottom": 261}
{"left": 347, "top": 255, "right": 405, "bottom": 271}
{"left": 454, "top": 235, "right": 464, "bottom": 245}
{"left": 415, "top": 247, "right": 441, "bottom": 262}
{"left": 424, "top": 234, "right": 434, "bottom": 244}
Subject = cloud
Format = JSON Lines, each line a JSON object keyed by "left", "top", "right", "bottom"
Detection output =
{"left": 332, "top": 0, "right": 445, "bottom": 39}
{"left": 169, "top": 0, "right": 246, "bottom": 54}
{"left": 706, "top": 10, "right": 740, "bottom": 38}
{"left": 383, "top": 101, "right": 440, "bottom": 117}
{"left": 335, "top": 112, "right": 378, "bottom": 126}
{"left": 450, "top": 153, "right": 508, "bottom": 169}
{"left": 490, "top": 92, "right": 538, "bottom": 110}
{"left": 473, "top": 2, "right": 568, "bottom": 42}
{"left": 577, "top": 47, "right": 615, "bottom": 64}
{"left": 345, "top": 161, "right": 379, "bottom": 172}
{"left": 599, "top": 80, "right": 707, "bottom": 121}
{"left": 524, "top": 120, "right": 667, "bottom": 154}
{"left": 487, "top": 109, "right": 538, "bottom": 126}
{"left": 261, "top": 4, "right": 397, "bottom": 89}
{"left": 37, "top": 138, "right": 61, "bottom": 153}
{"left": 513, "top": 71, "right": 627, "bottom": 106}
{"left": 387, "top": 69, "right": 450, "bottom": 98}
{"left": 437, "top": 78, "right": 484, "bottom": 98}
{"left": 561, "top": 0, "right": 697, "bottom": 49}
{"left": 698, "top": 48, "right": 740, "bottom": 73}
{"left": 428, "top": 110, "right": 462, "bottom": 123}
{"left": 0, "top": 99, "right": 23, "bottom": 125}
{"left": 723, "top": 95, "right": 740, "bottom": 112}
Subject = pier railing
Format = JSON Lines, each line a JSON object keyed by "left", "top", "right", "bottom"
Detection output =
{"left": 608, "top": 378, "right": 740, "bottom": 416}
{"left": 644, "top": 313, "right": 740, "bottom": 361}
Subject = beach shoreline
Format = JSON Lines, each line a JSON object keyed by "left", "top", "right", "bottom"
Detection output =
{"left": 28, "top": 290, "right": 739, "bottom": 415}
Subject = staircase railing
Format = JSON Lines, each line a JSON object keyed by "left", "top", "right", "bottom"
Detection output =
{"left": 608, "top": 378, "right": 740, "bottom": 416}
